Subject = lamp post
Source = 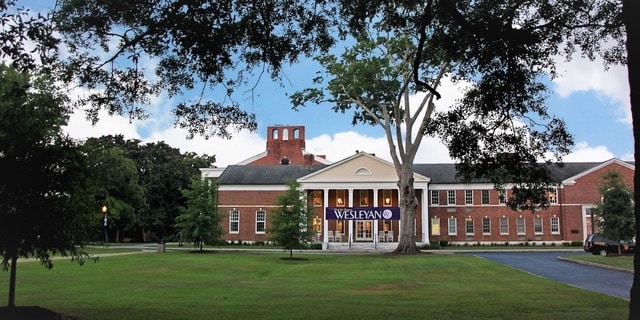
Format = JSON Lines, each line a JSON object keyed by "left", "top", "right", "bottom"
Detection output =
{"left": 101, "top": 205, "right": 108, "bottom": 243}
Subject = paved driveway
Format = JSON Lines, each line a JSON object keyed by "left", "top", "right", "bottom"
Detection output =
{"left": 468, "top": 251, "right": 632, "bottom": 300}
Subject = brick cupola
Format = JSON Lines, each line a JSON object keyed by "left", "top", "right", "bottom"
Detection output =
{"left": 245, "top": 125, "right": 328, "bottom": 166}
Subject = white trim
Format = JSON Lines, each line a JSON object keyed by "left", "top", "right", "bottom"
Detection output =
{"left": 302, "top": 149, "right": 333, "bottom": 164}
{"left": 448, "top": 217, "right": 457, "bottom": 235}
{"left": 235, "top": 151, "right": 269, "bottom": 165}
{"left": 229, "top": 209, "right": 240, "bottom": 234}
{"left": 499, "top": 217, "right": 509, "bottom": 235}
{"left": 429, "top": 183, "right": 500, "bottom": 190}
{"left": 218, "top": 185, "right": 289, "bottom": 191}
{"left": 534, "top": 216, "right": 543, "bottom": 235}
{"left": 255, "top": 209, "right": 266, "bottom": 234}
{"left": 562, "top": 158, "right": 634, "bottom": 185}
{"left": 200, "top": 167, "right": 225, "bottom": 178}
{"left": 219, "top": 205, "right": 279, "bottom": 208}
{"left": 550, "top": 216, "right": 560, "bottom": 235}
{"left": 482, "top": 217, "right": 491, "bottom": 235}
{"left": 516, "top": 217, "right": 526, "bottom": 235}
{"left": 298, "top": 152, "right": 430, "bottom": 183}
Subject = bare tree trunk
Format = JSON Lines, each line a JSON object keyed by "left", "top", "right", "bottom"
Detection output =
{"left": 394, "top": 168, "right": 419, "bottom": 254}
{"left": 623, "top": 0, "right": 640, "bottom": 318}
{"left": 7, "top": 252, "right": 17, "bottom": 308}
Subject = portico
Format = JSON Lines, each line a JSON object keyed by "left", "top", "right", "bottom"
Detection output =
{"left": 298, "top": 152, "right": 430, "bottom": 251}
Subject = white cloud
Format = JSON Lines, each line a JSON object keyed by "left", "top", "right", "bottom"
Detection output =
{"left": 145, "top": 127, "right": 265, "bottom": 167}
{"left": 562, "top": 141, "right": 616, "bottom": 162}
{"left": 306, "top": 131, "right": 454, "bottom": 164}
{"left": 63, "top": 109, "right": 141, "bottom": 141}
{"left": 63, "top": 106, "right": 266, "bottom": 167}
{"left": 553, "top": 56, "right": 631, "bottom": 125}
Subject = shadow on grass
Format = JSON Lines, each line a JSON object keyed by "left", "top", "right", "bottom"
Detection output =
{"left": 0, "top": 306, "right": 77, "bottom": 320}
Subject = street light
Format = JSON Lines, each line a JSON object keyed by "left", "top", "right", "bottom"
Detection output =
{"left": 101, "top": 205, "right": 108, "bottom": 243}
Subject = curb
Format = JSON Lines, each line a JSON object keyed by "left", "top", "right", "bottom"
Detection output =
{"left": 557, "top": 256, "right": 634, "bottom": 274}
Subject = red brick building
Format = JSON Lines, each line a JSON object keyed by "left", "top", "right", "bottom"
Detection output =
{"left": 201, "top": 125, "right": 635, "bottom": 250}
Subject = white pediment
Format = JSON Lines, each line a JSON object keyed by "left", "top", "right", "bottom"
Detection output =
{"left": 298, "top": 152, "right": 429, "bottom": 184}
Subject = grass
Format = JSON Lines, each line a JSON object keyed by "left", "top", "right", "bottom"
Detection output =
{"left": 563, "top": 254, "right": 634, "bottom": 271}
{"left": 0, "top": 250, "right": 629, "bottom": 320}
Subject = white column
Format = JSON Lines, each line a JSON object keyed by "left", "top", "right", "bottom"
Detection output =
{"left": 348, "top": 188, "right": 354, "bottom": 243}
{"left": 373, "top": 188, "right": 379, "bottom": 243}
{"left": 323, "top": 188, "right": 329, "bottom": 246}
{"left": 422, "top": 187, "right": 430, "bottom": 245}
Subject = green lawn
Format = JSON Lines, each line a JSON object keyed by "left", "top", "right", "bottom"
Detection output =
{"left": 563, "top": 254, "right": 634, "bottom": 271}
{"left": 1, "top": 251, "right": 629, "bottom": 320}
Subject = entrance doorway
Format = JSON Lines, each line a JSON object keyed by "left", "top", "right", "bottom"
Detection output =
{"left": 355, "top": 220, "right": 373, "bottom": 241}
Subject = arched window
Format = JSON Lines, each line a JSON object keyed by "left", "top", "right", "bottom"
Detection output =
{"left": 293, "top": 128, "right": 300, "bottom": 139}
{"left": 272, "top": 129, "right": 279, "bottom": 139}
{"left": 355, "top": 167, "right": 372, "bottom": 175}
{"left": 282, "top": 128, "right": 289, "bottom": 140}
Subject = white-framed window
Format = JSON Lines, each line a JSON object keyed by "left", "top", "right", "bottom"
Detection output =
{"left": 534, "top": 217, "right": 543, "bottom": 235}
{"left": 229, "top": 209, "right": 240, "bottom": 233}
{"left": 431, "top": 217, "right": 440, "bottom": 236}
{"left": 482, "top": 218, "right": 491, "bottom": 235}
{"left": 548, "top": 188, "right": 558, "bottom": 204}
{"left": 312, "top": 191, "right": 322, "bottom": 207}
{"left": 256, "top": 210, "right": 266, "bottom": 234}
{"left": 550, "top": 216, "right": 560, "bottom": 234}
{"left": 500, "top": 217, "right": 509, "bottom": 235}
{"left": 465, "top": 218, "right": 474, "bottom": 235}
{"left": 516, "top": 217, "right": 526, "bottom": 235}
{"left": 336, "top": 189, "right": 345, "bottom": 207}
{"left": 448, "top": 217, "right": 457, "bottom": 235}
{"left": 359, "top": 189, "right": 369, "bottom": 206}
{"left": 465, "top": 190, "right": 473, "bottom": 205}
{"left": 447, "top": 190, "right": 456, "bottom": 206}
{"left": 481, "top": 190, "right": 490, "bottom": 205}
{"left": 431, "top": 190, "right": 439, "bottom": 205}
{"left": 498, "top": 189, "right": 506, "bottom": 204}
{"left": 383, "top": 189, "right": 392, "bottom": 207}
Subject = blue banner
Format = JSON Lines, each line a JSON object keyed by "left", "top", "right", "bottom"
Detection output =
{"left": 325, "top": 207, "right": 401, "bottom": 220}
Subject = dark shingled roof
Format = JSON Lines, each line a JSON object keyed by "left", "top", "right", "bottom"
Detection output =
{"left": 217, "top": 164, "right": 328, "bottom": 185}
{"left": 218, "top": 161, "right": 634, "bottom": 185}
{"left": 415, "top": 161, "right": 634, "bottom": 184}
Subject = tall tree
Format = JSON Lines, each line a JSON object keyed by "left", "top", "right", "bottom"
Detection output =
{"left": 174, "top": 178, "right": 223, "bottom": 251}
{"left": 3, "top": 0, "right": 638, "bottom": 315}
{"left": 293, "top": 25, "right": 573, "bottom": 253}
{"left": 268, "top": 181, "right": 315, "bottom": 258}
{"left": 592, "top": 171, "right": 635, "bottom": 254}
{"left": 83, "top": 141, "right": 147, "bottom": 243}
{"left": 0, "top": 65, "right": 93, "bottom": 308}
{"left": 135, "top": 142, "right": 196, "bottom": 241}
{"left": 51, "top": 0, "right": 339, "bottom": 138}
{"left": 621, "top": 0, "right": 640, "bottom": 317}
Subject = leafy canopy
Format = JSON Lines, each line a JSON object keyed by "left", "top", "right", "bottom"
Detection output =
{"left": 174, "top": 178, "right": 224, "bottom": 251}
{"left": 268, "top": 181, "right": 315, "bottom": 257}
{"left": 593, "top": 171, "right": 635, "bottom": 242}
{"left": 0, "top": 64, "right": 93, "bottom": 307}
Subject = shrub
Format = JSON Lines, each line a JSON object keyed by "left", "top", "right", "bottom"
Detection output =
{"left": 420, "top": 242, "right": 441, "bottom": 250}
{"left": 439, "top": 240, "right": 449, "bottom": 247}
{"left": 571, "top": 241, "right": 583, "bottom": 247}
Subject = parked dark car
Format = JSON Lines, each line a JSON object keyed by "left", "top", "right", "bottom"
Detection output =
{"left": 584, "top": 233, "right": 636, "bottom": 256}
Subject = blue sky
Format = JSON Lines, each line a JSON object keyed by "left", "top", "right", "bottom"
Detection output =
{"left": 22, "top": 1, "right": 632, "bottom": 167}
{"left": 63, "top": 52, "right": 633, "bottom": 167}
